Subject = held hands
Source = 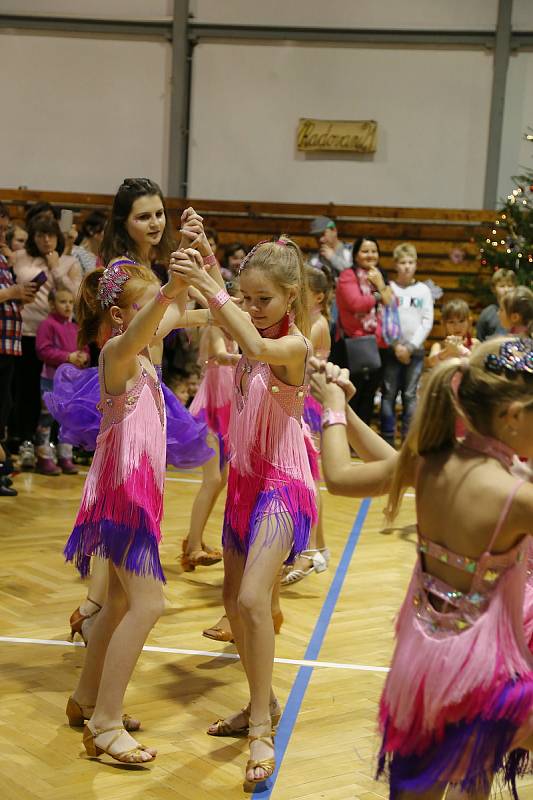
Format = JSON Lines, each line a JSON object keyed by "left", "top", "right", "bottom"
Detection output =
{"left": 179, "top": 207, "right": 211, "bottom": 257}
{"left": 170, "top": 248, "right": 209, "bottom": 291}
{"left": 68, "top": 350, "right": 89, "bottom": 368}
{"left": 308, "top": 356, "right": 356, "bottom": 405}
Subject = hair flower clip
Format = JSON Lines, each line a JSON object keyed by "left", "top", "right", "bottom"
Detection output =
{"left": 98, "top": 264, "right": 130, "bottom": 309}
{"left": 484, "top": 337, "right": 533, "bottom": 378}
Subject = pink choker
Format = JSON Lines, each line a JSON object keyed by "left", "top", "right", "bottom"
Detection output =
{"left": 459, "top": 430, "right": 515, "bottom": 470}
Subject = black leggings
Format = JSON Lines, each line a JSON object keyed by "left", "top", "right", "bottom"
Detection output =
{"left": 0, "top": 354, "right": 16, "bottom": 440}
{"left": 10, "top": 336, "right": 43, "bottom": 443}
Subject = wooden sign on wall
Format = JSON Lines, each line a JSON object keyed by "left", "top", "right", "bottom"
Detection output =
{"left": 297, "top": 118, "right": 377, "bottom": 154}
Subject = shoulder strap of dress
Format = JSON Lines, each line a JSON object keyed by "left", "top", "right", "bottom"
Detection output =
{"left": 486, "top": 479, "right": 526, "bottom": 552}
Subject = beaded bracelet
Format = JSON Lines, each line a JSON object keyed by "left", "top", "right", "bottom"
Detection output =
{"left": 321, "top": 409, "right": 347, "bottom": 428}
{"left": 208, "top": 289, "right": 231, "bottom": 311}
{"left": 203, "top": 254, "right": 217, "bottom": 269}
{"left": 156, "top": 288, "right": 174, "bottom": 305}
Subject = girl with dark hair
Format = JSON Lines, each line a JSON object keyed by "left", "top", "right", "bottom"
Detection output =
{"left": 11, "top": 216, "right": 82, "bottom": 463}
{"left": 221, "top": 241, "right": 247, "bottom": 280}
{"left": 101, "top": 178, "right": 175, "bottom": 268}
{"left": 73, "top": 210, "right": 108, "bottom": 275}
{"left": 333, "top": 236, "right": 393, "bottom": 425}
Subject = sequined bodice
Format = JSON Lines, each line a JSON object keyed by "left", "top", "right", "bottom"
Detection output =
{"left": 413, "top": 533, "right": 529, "bottom": 636}
{"left": 235, "top": 357, "right": 308, "bottom": 420}
{"left": 98, "top": 365, "right": 165, "bottom": 434}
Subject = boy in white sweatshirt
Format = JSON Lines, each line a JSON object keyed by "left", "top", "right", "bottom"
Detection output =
{"left": 380, "top": 243, "right": 434, "bottom": 445}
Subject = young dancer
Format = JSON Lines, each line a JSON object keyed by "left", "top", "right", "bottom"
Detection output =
{"left": 378, "top": 336, "right": 533, "bottom": 798}
{"left": 310, "top": 339, "right": 533, "bottom": 799}
{"left": 429, "top": 299, "right": 479, "bottom": 367}
{"left": 64, "top": 178, "right": 186, "bottom": 764}
{"left": 283, "top": 265, "right": 332, "bottom": 585}
{"left": 172, "top": 231, "right": 317, "bottom": 785}
{"left": 184, "top": 312, "right": 239, "bottom": 572}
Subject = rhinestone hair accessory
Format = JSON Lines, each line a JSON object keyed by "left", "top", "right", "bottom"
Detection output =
{"left": 484, "top": 337, "right": 533, "bottom": 378}
{"left": 237, "top": 238, "right": 288, "bottom": 276}
{"left": 98, "top": 264, "right": 130, "bottom": 309}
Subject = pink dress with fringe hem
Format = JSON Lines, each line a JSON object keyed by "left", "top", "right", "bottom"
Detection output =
{"left": 64, "top": 356, "right": 167, "bottom": 582}
{"left": 189, "top": 334, "right": 237, "bottom": 467}
{"left": 222, "top": 347, "right": 318, "bottom": 564}
{"left": 378, "top": 463, "right": 533, "bottom": 799}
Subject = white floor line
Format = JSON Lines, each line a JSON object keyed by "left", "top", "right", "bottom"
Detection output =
{"left": 0, "top": 635, "right": 389, "bottom": 673}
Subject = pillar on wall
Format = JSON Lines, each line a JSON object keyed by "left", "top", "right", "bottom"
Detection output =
{"left": 484, "top": 0, "right": 513, "bottom": 209}
{"left": 168, "top": 0, "right": 190, "bottom": 198}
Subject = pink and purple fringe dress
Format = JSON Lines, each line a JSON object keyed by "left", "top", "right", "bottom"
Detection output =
{"left": 222, "top": 345, "right": 318, "bottom": 563}
{"left": 45, "top": 363, "right": 213, "bottom": 469}
{"left": 189, "top": 333, "right": 237, "bottom": 467}
{"left": 63, "top": 357, "right": 167, "bottom": 582}
{"left": 378, "top": 458, "right": 533, "bottom": 798}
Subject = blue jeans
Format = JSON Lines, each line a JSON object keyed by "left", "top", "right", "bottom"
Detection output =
{"left": 380, "top": 349, "right": 424, "bottom": 443}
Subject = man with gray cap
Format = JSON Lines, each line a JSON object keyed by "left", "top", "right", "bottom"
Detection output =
{"left": 308, "top": 216, "right": 352, "bottom": 277}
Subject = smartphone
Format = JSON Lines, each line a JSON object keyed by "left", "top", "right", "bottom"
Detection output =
{"left": 59, "top": 208, "right": 74, "bottom": 234}
{"left": 33, "top": 270, "right": 48, "bottom": 287}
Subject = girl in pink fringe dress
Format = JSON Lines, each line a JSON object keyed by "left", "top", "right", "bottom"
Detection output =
{"left": 183, "top": 323, "right": 239, "bottom": 572}
{"left": 377, "top": 336, "right": 533, "bottom": 800}
{"left": 283, "top": 264, "right": 333, "bottom": 586}
{"left": 64, "top": 179, "right": 187, "bottom": 766}
{"left": 172, "top": 230, "right": 317, "bottom": 786}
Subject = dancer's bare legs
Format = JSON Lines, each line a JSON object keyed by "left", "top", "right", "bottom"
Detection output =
{"left": 218, "top": 516, "right": 291, "bottom": 781}
{"left": 185, "top": 434, "right": 227, "bottom": 555}
{"left": 73, "top": 561, "right": 164, "bottom": 760}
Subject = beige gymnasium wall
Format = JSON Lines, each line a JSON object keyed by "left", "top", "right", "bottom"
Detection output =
{"left": 0, "top": 0, "right": 532, "bottom": 206}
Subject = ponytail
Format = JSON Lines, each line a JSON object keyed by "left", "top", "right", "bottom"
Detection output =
{"left": 385, "top": 359, "right": 462, "bottom": 521}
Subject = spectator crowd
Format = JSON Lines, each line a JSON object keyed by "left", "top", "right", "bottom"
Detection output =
{"left": 0, "top": 201, "right": 532, "bottom": 497}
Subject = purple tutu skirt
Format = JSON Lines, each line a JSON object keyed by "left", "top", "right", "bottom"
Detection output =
{"left": 44, "top": 364, "right": 214, "bottom": 469}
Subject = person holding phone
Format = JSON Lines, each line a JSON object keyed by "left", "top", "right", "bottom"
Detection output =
{"left": 11, "top": 215, "right": 82, "bottom": 465}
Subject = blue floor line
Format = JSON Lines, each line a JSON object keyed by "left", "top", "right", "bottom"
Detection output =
{"left": 252, "top": 497, "right": 372, "bottom": 798}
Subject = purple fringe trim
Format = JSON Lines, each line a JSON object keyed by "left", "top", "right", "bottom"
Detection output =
{"left": 193, "top": 408, "right": 227, "bottom": 469}
{"left": 64, "top": 518, "right": 166, "bottom": 583}
{"left": 378, "top": 688, "right": 533, "bottom": 799}
{"left": 303, "top": 397, "right": 322, "bottom": 436}
{"left": 222, "top": 485, "right": 312, "bottom": 564}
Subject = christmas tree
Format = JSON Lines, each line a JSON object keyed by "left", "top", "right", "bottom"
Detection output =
{"left": 478, "top": 132, "right": 533, "bottom": 291}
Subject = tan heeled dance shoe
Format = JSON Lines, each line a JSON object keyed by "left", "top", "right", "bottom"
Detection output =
{"left": 66, "top": 697, "right": 141, "bottom": 732}
{"left": 245, "top": 719, "right": 276, "bottom": 785}
{"left": 69, "top": 598, "right": 102, "bottom": 645}
{"left": 207, "top": 702, "right": 281, "bottom": 737}
{"left": 83, "top": 724, "right": 156, "bottom": 764}
{"left": 180, "top": 538, "right": 223, "bottom": 571}
{"left": 202, "top": 611, "right": 283, "bottom": 643}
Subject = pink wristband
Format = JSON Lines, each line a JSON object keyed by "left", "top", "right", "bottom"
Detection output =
{"left": 321, "top": 408, "right": 347, "bottom": 428}
{"left": 203, "top": 254, "right": 217, "bottom": 269}
{"left": 157, "top": 288, "right": 174, "bottom": 306}
{"left": 208, "top": 289, "right": 230, "bottom": 311}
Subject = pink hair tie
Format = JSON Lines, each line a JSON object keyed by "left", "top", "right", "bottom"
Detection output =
{"left": 208, "top": 289, "right": 231, "bottom": 311}
{"left": 156, "top": 288, "right": 174, "bottom": 306}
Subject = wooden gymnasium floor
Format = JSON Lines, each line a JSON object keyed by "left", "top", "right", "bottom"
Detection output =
{"left": 1, "top": 466, "right": 532, "bottom": 800}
